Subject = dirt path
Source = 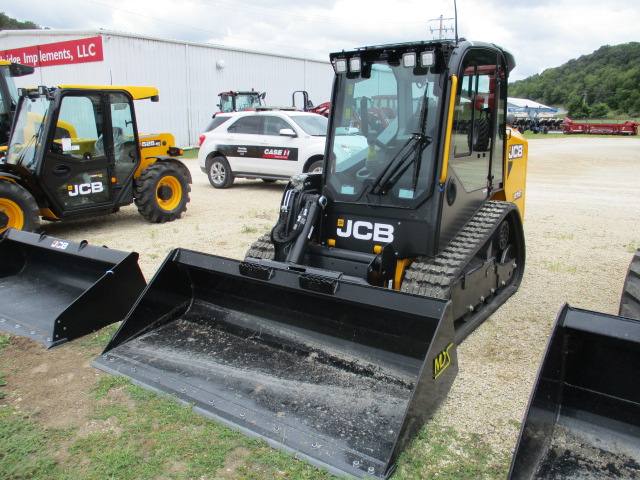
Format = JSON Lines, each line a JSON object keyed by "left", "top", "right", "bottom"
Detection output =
{"left": 1, "top": 136, "right": 639, "bottom": 476}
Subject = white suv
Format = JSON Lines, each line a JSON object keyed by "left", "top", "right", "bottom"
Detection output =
{"left": 198, "top": 109, "right": 328, "bottom": 188}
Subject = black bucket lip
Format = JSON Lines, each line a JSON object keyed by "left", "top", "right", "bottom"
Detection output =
{"left": 0, "top": 314, "right": 65, "bottom": 348}
{"left": 92, "top": 352, "right": 391, "bottom": 479}
{"left": 94, "top": 248, "right": 457, "bottom": 479}
{"left": 0, "top": 228, "right": 133, "bottom": 264}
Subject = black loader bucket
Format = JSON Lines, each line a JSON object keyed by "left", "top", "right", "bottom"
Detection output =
{"left": 509, "top": 304, "right": 640, "bottom": 479}
{"left": 92, "top": 249, "right": 457, "bottom": 479}
{"left": 0, "top": 228, "right": 146, "bottom": 349}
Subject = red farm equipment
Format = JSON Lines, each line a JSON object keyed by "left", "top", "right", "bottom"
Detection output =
{"left": 562, "top": 118, "right": 638, "bottom": 135}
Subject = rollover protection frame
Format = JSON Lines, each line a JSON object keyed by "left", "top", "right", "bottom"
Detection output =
{"left": 92, "top": 248, "right": 458, "bottom": 479}
{"left": 0, "top": 228, "right": 146, "bottom": 348}
{"left": 509, "top": 303, "right": 640, "bottom": 479}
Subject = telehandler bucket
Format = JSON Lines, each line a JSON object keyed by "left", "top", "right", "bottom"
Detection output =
{"left": 509, "top": 304, "right": 640, "bottom": 479}
{"left": 0, "top": 228, "right": 146, "bottom": 349}
{"left": 92, "top": 249, "right": 457, "bottom": 479}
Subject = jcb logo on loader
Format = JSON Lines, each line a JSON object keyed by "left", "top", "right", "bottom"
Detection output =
{"left": 336, "top": 219, "right": 394, "bottom": 243}
{"left": 68, "top": 182, "right": 104, "bottom": 197}
{"left": 508, "top": 144, "right": 524, "bottom": 159}
{"left": 433, "top": 343, "right": 454, "bottom": 379}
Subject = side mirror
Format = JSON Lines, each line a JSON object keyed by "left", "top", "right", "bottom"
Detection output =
{"left": 279, "top": 128, "right": 297, "bottom": 137}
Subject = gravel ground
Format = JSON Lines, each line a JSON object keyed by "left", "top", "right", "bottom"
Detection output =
{"left": 5, "top": 135, "right": 640, "bottom": 476}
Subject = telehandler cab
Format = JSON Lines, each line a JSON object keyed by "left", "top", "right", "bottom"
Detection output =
{"left": 0, "top": 85, "right": 191, "bottom": 232}
{"left": 94, "top": 39, "right": 528, "bottom": 479}
{"left": 0, "top": 60, "right": 34, "bottom": 147}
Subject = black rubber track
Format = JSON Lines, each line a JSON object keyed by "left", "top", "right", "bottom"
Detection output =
{"left": 401, "top": 201, "right": 524, "bottom": 341}
{"left": 245, "top": 233, "right": 275, "bottom": 259}
{"left": 619, "top": 249, "right": 640, "bottom": 320}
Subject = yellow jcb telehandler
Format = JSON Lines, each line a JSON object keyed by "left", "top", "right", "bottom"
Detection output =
{"left": 0, "top": 85, "right": 191, "bottom": 232}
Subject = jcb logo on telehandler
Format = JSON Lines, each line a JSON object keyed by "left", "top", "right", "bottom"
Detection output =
{"left": 508, "top": 144, "right": 524, "bottom": 159}
{"left": 336, "top": 219, "right": 394, "bottom": 243}
{"left": 68, "top": 182, "right": 104, "bottom": 196}
{"left": 433, "top": 343, "right": 454, "bottom": 379}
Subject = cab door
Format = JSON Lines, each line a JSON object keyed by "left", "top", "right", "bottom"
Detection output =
{"left": 259, "top": 115, "right": 300, "bottom": 176}
{"left": 39, "top": 92, "right": 113, "bottom": 216}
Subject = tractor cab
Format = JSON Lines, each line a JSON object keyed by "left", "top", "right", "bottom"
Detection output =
{"left": 217, "top": 90, "right": 265, "bottom": 113}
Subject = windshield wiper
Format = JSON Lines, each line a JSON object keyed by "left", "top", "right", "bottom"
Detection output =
{"left": 368, "top": 133, "right": 431, "bottom": 195}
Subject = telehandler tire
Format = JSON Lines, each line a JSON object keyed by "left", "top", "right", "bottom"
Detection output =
{"left": 134, "top": 162, "right": 191, "bottom": 223}
{"left": 620, "top": 249, "right": 640, "bottom": 320}
{"left": 245, "top": 234, "right": 275, "bottom": 259}
{"left": 0, "top": 181, "right": 40, "bottom": 233}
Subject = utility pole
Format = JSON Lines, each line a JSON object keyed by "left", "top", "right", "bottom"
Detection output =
{"left": 428, "top": 15, "right": 454, "bottom": 40}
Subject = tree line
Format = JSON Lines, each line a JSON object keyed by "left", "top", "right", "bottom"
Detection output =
{"left": 509, "top": 42, "right": 640, "bottom": 118}
{"left": 0, "top": 12, "right": 39, "bottom": 31}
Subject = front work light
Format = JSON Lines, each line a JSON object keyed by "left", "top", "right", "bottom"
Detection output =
{"left": 403, "top": 53, "right": 416, "bottom": 68}
{"left": 349, "top": 57, "right": 362, "bottom": 73}
{"left": 333, "top": 59, "right": 347, "bottom": 74}
{"left": 420, "top": 51, "right": 435, "bottom": 68}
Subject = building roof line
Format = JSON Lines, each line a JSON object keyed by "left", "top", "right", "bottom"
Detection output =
{"left": 0, "top": 28, "right": 331, "bottom": 65}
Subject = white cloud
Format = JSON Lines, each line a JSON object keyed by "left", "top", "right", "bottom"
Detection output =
{"left": 3, "top": 0, "right": 638, "bottom": 80}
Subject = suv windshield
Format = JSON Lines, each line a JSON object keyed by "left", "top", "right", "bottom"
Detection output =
{"left": 290, "top": 114, "right": 328, "bottom": 136}
{"left": 6, "top": 95, "right": 49, "bottom": 172}
{"left": 326, "top": 60, "right": 441, "bottom": 207}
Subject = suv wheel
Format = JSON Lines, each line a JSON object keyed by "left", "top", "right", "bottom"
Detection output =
{"left": 307, "top": 159, "right": 323, "bottom": 173}
{"left": 207, "top": 156, "right": 234, "bottom": 189}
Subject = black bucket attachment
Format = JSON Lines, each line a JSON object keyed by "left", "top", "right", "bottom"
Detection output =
{"left": 509, "top": 304, "right": 640, "bottom": 479}
{"left": 92, "top": 249, "right": 457, "bottom": 479}
{"left": 0, "top": 228, "right": 146, "bottom": 349}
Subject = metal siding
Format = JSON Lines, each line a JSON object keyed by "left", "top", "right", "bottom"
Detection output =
{"left": 1, "top": 30, "right": 333, "bottom": 147}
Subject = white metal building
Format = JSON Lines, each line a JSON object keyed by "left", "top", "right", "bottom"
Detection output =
{"left": 0, "top": 29, "right": 334, "bottom": 147}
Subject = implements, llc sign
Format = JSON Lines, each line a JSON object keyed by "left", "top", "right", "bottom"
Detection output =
{"left": 0, "top": 37, "right": 104, "bottom": 68}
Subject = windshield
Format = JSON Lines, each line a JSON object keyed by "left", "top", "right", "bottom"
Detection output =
{"left": 6, "top": 95, "right": 49, "bottom": 171}
{"left": 0, "top": 66, "right": 19, "bottom": 112}
{"left": 326, "top": 61, "right": 441, "bottom": 207}
{"left": 291, "top": 114, "right": 328, "bottom": 136}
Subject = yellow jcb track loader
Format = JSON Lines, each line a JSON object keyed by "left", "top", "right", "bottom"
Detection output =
{"left": 93, "top": 39, "right": 528, "bottom": 479}
{"left": 0, "top": 85, "right": 191, "bottom": 232}
{"left": 509, "top": 250, "right": 640, "bottom": 479}
{"left": 0, "top": 60, "right": 34, "bottom": 148}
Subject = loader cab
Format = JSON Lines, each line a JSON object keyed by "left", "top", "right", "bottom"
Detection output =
{"left": 321, "top": 41, "right": 511, "bottom": 259}
{"left": 218, "top": 90, "right": 265, "bottom": 113}
{"left": 5, "top": 86, "right": 142, "bottom": 219}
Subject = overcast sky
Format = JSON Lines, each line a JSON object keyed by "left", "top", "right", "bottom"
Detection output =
{"left": 3, "top": 0, "right": 639, "bottom": 81}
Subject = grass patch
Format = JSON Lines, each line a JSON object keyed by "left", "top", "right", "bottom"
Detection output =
{"left": 544, "top": 232, "right": 575, "bottom": 240}
{"left": 242, "top": 225, "right": 258, "bottom": 234}
{"left": 0, "top": 408, "right": 65, "bottom": 480}
{"left": 180, "top": 148, "right": 199, "bottom": 159}
{"left": 623, "top": 240, "right": 640, "bottom": 253}
{"left": 542, "top": 260, "right": 578, "bottom": 274}
{"left": 92, "top": 375, "right": 131, "bottom": 400}
{"left": 77, "top": 323, "right": 120, "bottom": 350}
{"left": 396, "top": 423, "right": 510, "bottom": 479}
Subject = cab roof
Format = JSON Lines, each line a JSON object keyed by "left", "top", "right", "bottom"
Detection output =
{"left": 58, "top": 85, "right": 159, "bottom": 100}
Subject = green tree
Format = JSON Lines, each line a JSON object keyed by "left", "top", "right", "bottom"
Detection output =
{"left": 590, "top": 103, "right": 610, "bottom": 118}
{"left": 0, "top": 12, "right": 39, "bottom": 30}
{"left": 510, "top": 42, "right": 640, "bottom": 116}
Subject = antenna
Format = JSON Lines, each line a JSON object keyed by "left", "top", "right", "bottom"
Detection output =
{"left": 454, "top": 0, "right": 459, "bottom": 43}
